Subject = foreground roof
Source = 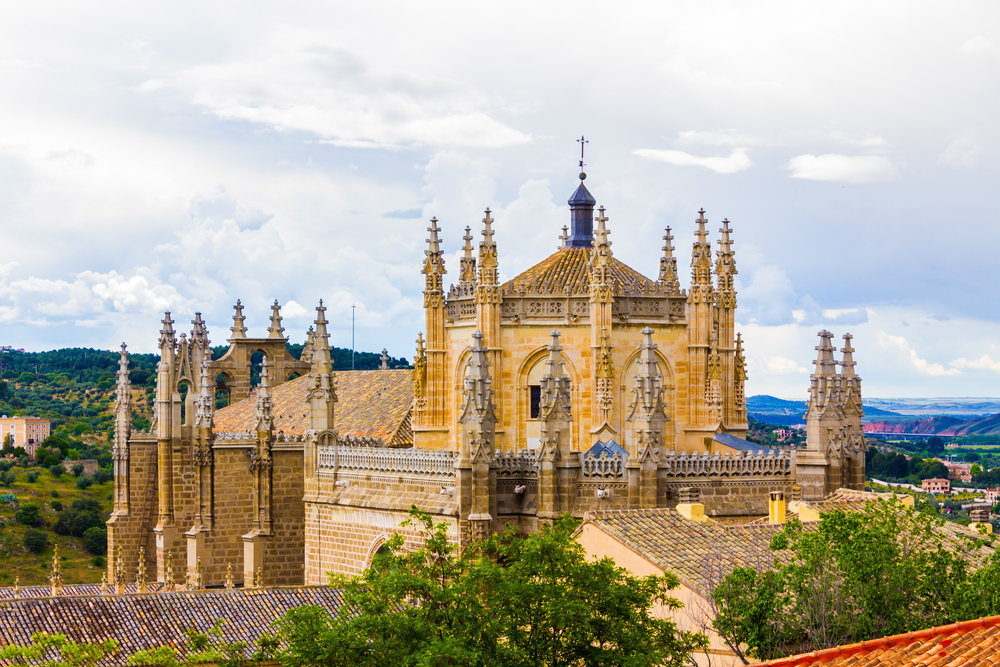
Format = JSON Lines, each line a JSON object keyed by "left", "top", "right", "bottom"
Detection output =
{"left": 500, "top": 247, "right": 656, "bottom": 296}
{"left": 759, "top": 614, "right": 1000, "bottom": 666}
{"left": 582, "top": 509, "right": 788, "bottom": 595}
{"left": 0, "top": 587, "right": 344, "bottom": 664}
{"left": 214, "top": 369, "right": 413, "bottom": 446}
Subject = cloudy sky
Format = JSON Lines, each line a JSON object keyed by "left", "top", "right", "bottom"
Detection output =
{"left": 1, "top": 1, "right": 998, "bottom": 398}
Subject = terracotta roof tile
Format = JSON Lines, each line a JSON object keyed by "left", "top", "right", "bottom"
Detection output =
{"left": 500, "top": 247, "right": 655, "bottom": 296}
{"left": 758, "top": 614, "right": 1000, "bottom": 666}
{"left": 0, "top": 586, "right": 344, "bottom": 664}
{"left": 213, "top": 370, "right": 413, "bottom": 445}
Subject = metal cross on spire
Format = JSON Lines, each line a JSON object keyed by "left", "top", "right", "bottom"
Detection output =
{"left": 577, "top": 135, "right": 589, "bottom": 179}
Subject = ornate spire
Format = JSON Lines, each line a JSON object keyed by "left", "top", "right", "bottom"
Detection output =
{"left": 255, "top": 358, "right": 273, "bottom": 432}
{"left": 422, "top": 217, "right": 446, "bottom": 308}
{"left": 538, "top": 330, "right": 572, "bottom": 423}
{"left": 136, "top": 546, "right": 148, "bottom": 593}
{"left": 159, "top": 312, "right": 176, "bottom": 350}
{"left": 458, "top": 331, "right": 496, "bottom": 423}
{"left": 164, "top": 551, "right": 176, "bottom": 592}
{"left": 114, "top": 545, "right": 125, "bottom": 594}
{"left": 13, "top": 577, "right": 20, "bottom": 598}
{"left": 100, "top": 572, "right": 108, "bottom": 595}
{"left": 194, "top": 359, "right": 214, "bottom": 429}
{"left": 192, "top": 557, "right": 204, "bottom": 590}
{"left": 413, "top": 333, "right": 427, "bottom": 413}
{"left": 230, "top": 300, "right": 247, "bottom": 339}
{"left": 566, "top": 145, "right": 597, "bottom": 248}
{"left": 459, "top": 225, "right": 477, "bottom": 284}
{"left": 593, "top": 206, "right": 611, "bottom": 249}
{"left": 267, "top": 300, "right": 285, "bottom": 339}
{"left": 658, "top": 227, "right": 680, "bottom": 293}
{"left": 310, "top": 300, "right": 332, "bottom": 374}
{"left": 840, "top": 333, "right": 857, "bottom": 378}
{"left": 715, "top": 218, "right": 737, "bottom": 305}
{"left": 114, "top": 343, "right": 132, "bottom": 465}
{"left": 50, "top": 545, "right": 64, "bottom": 596}
{"left": 734, "top": 332, "right": 748, "bottom": 422}
{"left": 380, "top": 348, "right": 389, "bottom": 370}
{"left": 689, "top": 209, "right": 714, "bottom": 303}
{"left": 559, "top": 225, "right": 569, "bottom": 249}
{"left": 477, "top": 209, "right": 498, "bottom": 286}
{"left": 813, "top": 330, "right": 838, "bottom": 378}
{"left": 191, "top": 313, "right": 210, "bottom": 351}
{"left": 628, "top": 327, "right": 667, "bottom": 422}
{"left": 225, "top": 563, "right": 235, "bottom": 589}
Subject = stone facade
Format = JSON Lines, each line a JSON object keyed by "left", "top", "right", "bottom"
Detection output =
{"left": 111, "top": 169, "right": 832, "bottom": 585}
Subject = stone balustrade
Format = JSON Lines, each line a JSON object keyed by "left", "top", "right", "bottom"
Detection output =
{"left": 319, "top": 445, "right": 458, "bottom": 477}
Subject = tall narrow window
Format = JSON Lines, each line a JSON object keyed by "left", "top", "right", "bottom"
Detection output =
{"left": 530, "top": 385, "right": 541, "bottom": 419}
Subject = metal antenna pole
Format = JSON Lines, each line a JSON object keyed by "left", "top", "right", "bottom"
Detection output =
{"left": 351, "top": 304, "right": 355, "bottom": 371}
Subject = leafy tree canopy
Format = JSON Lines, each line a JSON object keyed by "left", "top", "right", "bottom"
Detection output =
{"left": 277, "top": 508, "right": 706, "bottom": 667}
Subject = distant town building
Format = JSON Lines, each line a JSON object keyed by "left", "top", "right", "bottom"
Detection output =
{"left": 0, "top": 415, "right": 51, "bottom": 458}
{"left": 922, "top": 478, "right": 951, "bottom": 494}
{"left": 772, "top": 428, "right": 792, "bottom": 441}
{"left": 942, "top": 460, "right": 972, "bottom": 483}
{"left": 986, "top": 487, "right": 1000, "bottom": 506}
{"left": 0, "top": 346, "right": 25, "bottom": 353}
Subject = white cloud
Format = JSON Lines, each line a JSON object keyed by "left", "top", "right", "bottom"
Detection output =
{"left": 950, "top": 355, "right": 1000, "bottom": 373}
{"left": 282, "top": 300, "right": 310, "bottom": 320}
{"left": 674, "top": 130, "right": 772, "bottom": 147}
{"left": 134, "top": 79, "right": 165, "bottom": 93}
{"left": 786, "top": 154, "right": 900, "bottom": 183}
{"left": 877, "top": 331, "right": 961, "bottom": 376}
{"left": 762, "top": 356, "right": 808, "bottom": 374}
{"left": 632, "top": 147, "right": 753, "bottom": 174}
{"left": 959, "top": 36, "right": 1000, "bottom": 57}
{"left": 939, "top": 134, "right": 984, "bottom": 167}
{"left": 171, "top": 39, "right": 531, "bottom": 149}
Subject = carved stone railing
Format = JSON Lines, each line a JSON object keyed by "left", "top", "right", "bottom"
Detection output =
{"left": 663, "top": 450, "right": 793, "bottom": 477}
{"left": 340, "top": 435, "right": 385, "bottom": 447}
{"left": 319, "top": 445, "right": 458, "bottom": 478}
{"left": 215, "top": 431, "right": 256, "bottom": 442}
{"left": 581, "top": 451, "right": 626, "bottom": 480}
{"left": 495, "top": 449, "right": 538, "bottom": 478}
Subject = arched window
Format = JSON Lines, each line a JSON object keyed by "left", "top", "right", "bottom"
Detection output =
{"left": 215, "top": 373, "right": 231, "bottom": 409}
{"left": 178, "top": 380, "right": 191, "bottom": 424}
{"left": 250, "top": 351, "right": 266, "bottom": 388}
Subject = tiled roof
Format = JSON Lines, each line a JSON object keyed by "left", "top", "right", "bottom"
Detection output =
{"left": 0, "top": 586, "right": 344, "bottom": 664}
{"left": 582, "top": 509, "right": 789, "bottom": 595}
{"left": 499, "top": 247, "right": 656, "bottom": 296}
{"left": 758, "top": 614, "right": 1000, "bottom": 666}
{"left": 213, "top": 369, "right": 413, "bottom": 445}
{"left": 712, "top": 433, "right": 776, "bottom": 453}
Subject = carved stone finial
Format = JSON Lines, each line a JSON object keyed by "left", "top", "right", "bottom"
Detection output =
{"left": 380, "top": 348, "right": 390, "bottom": 370}
{"left": 559, "top": 225, "right": 569, "bottom": 249}
{"left": 255, "top": 357, "right": 273, "bottom": 433}
{"left": 114, "top": 545, "right": 126, "bottom": 594}
{"left": 225, "top": 563, "right": 235, "bottom": 589}
{"left": 50, "top": 545, "right": 64, "bottom": 596}
{"left": 164, "top": 551, "right": 176, "bottom": 592}
{"left": 159, "top": 312, "right": 176, "bottom": 349}
{"left": 460, "top": 225, "right": 477, "bottom": 285}
{"left": 840, "top": 333, "right": 857, "bottom": 378}
{"left": 230, "top": 299, "right": 248, "bottom": 339}
{"left": 477, "top": 209, "right": 499, "bottom": 287}
{"left": 267, "top": 300, "right": 285, "bottom": 339}
{"left": 13, "top": 576, "right": 20, "bottom": 598}
{"left": 659, "top": 227, "right": 680, "bottom": 294}
{"left": 100, "top": 572, "right": 109, "bottom": 595}
{"left": 194, "top": 558, "right": 204, "bottom": 590}
{"left": 136, "top": 546, "right": 148, "bottom": 593}
{"left": 254, "top": 566, "right": 264, "bottom": 588}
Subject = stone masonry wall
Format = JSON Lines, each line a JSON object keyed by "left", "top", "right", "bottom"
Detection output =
{"left": 107, "top": 439, "right": 157, "bottom": 585}
{"left": 202, "top": 446, "right": 254, "bottom": 586}
{"left": 262, "top": 448, "right": 305, "bottom": 585}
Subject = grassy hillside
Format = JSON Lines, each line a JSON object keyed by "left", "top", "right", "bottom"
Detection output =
{"left": 0, "top": 465, "right": 113, "bottom": 587}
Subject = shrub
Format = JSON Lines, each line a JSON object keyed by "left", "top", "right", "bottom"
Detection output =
{"left": 0, "top": 460, "right": 11, "bottom": 473}
{"left": 23, "top": 528, "right": 47, "bottom": 554}
{"left": 51, "top": 489, "right": 60, "bottom": 498}
{"left": 94, "top": 468, "right": 113, "bottom": 485}
{"left": 71, "top": 463, "right": 84, "bottom": 477}
{"left": 49, "top": 464, "right": 65, "bottom": 478}
{"left": 15, "top": 503, "right": 41, "bottom": 526}
{"left": 51, "top": 500, "right": 63, "bottom": 511}
{"left": 0, "top": 471, "right": 14, "bottom": 487}
{"left": 84, "top": 526, "right": 107, "bottom": 555}
{"left": 25, "top": 471, "right": 38, "bottom": 483}
{"left": 92, "top": 555, "right": 106, "bottom": 568}
{"left": 0, "top": 493, "right": 16, "bottom": 504}
{"left": 76, "top": 475, "right": 94, "bottom": 490}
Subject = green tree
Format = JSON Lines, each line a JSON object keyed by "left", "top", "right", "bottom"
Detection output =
{"left": 0, "top": 632, "right": 118, "bottom": 667}
{"left": 277, "top": 508, "right": 706, "bottom": 667}
{"left": 23, "top": 528, "right": 48, "bottom": 554}
{"left": 15, "top": 502, "right": 41, "bottom": 527}
{"left": 712, "top": 498, "right": 987, "bottom": 661}
{"left": 83, "top": 526, "right": 107, "bottom": 555}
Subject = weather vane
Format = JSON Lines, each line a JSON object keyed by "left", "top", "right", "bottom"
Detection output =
{"left": 577, "top": 135, "right": 588, "bottom": 180}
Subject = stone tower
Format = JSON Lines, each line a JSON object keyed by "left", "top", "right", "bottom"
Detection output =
{"left": 796, "top": 330, "right": 866, "bottom": 499}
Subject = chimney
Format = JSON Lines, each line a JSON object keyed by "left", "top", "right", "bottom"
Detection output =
{"left": 676, "top": 486, "right": 707, "bottom": 522}
{"left": 970, "top": 508, "right": 992, "bottom": 534}
{"left": 769, "top": 491, "right": 786, "bottom": 525}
